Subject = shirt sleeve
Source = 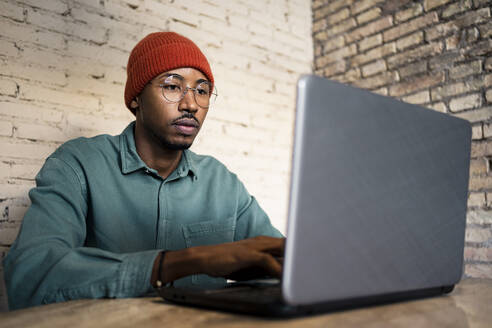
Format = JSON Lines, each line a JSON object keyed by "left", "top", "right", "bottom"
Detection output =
{"left": 233, "top": 180, "right": 284, "bottom": 241}
{"left": 2, "top": 157, "right": 161, "bottom": 310}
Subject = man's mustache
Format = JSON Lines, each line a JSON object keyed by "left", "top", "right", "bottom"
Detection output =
{"left": 172, "top": 113, "right": 200, "bottom": 125}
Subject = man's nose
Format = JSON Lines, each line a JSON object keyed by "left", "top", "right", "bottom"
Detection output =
{"left": 178, "top": 87, "right": 198, "bottom": 112}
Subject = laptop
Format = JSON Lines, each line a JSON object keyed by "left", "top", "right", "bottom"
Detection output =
{"left": 157, "top": 74, "right": 472, "bottom": 317}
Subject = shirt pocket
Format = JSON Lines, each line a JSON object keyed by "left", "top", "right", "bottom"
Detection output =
{"left": 182, "top": 217, "right": 236, "bottom": 286}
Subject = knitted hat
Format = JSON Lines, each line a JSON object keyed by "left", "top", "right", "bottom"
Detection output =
{"left": 124, "top": 32, "right": 214, "bottom": 113}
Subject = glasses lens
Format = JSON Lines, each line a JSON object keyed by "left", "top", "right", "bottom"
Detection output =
{"left": 195, "top": 82, "right": 212, "bottom": 108}
{"left": 162, "top": 76, "right": 183, "bottom": 103}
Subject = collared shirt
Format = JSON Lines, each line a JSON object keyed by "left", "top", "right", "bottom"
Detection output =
{"left": 3, "top": 122, "right": 282, "bottom": 310}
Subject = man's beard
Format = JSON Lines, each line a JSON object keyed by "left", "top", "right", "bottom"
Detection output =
{"left": 153, "top": 129, "right": 193, "bottom": 150}
{"left": 160, "top": 137, "right": 192, "bottom": 150}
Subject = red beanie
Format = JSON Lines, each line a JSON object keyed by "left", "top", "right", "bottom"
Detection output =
{"left": 124, "top": 32, "right": 214, "bottom": 113}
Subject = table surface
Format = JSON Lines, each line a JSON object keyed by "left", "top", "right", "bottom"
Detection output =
{"left": 1, "top": 278, "right": 491, "bottom": 328}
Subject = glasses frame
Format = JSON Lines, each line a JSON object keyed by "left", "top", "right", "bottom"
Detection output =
{"left": 156, "top": 79, "right": 218, "bottom": 109}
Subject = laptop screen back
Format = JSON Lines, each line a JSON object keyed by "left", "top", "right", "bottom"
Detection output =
{"left": 282, "top": 75, "right": 471, "bottom": 305}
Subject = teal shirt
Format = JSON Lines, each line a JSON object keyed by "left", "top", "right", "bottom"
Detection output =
{"left": 3, "top": 122, "right": 282, "bottom": 310}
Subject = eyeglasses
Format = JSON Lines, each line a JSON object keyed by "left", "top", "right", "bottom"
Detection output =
{"left": 157, "top": 75, "right": 217, "bottom": 109}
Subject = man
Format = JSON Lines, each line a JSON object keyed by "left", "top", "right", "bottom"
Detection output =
{"left": 3, "top": 32, "right": 284, "bottom": 310}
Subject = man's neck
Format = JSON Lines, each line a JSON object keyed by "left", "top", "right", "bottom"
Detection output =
{"left": 133, "top": 122, "right": 182, "bottom": 179}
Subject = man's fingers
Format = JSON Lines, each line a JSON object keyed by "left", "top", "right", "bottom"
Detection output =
{"left": 258, "top": 236, "right": 285, "bottom": 255}
{"left": 227, "top": 253, "right": 282, "bottom": 280}
{"left": 238, "top": 236, "right": 286, "bottom": 255}
{"left": 258, "top": 253, "right": 282, "bottom": 278}
{"left": 274, "top": 257, "right": 284, "bottom": 265}
{"left": 199, "top": 239, "right": 285, "bottom": 279}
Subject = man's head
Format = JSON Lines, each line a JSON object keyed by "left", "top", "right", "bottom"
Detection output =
{"left": 125, "top": 32, "right": 214, "bottom": 150}
{"left": 124, "top": 32, "right": 214, "bottom": 113}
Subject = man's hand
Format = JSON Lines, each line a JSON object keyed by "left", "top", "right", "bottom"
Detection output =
{"left": 196, "top": 236, "right": 285, "bottom": 280}
{"left": 151, "top": 236, "right": 285, "bottom": 286}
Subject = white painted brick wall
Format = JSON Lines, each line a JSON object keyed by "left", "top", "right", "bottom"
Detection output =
{"left": 0, "top": 0, "right": 313, "bottom": 311}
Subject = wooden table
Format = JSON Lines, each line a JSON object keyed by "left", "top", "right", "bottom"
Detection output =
{"left": 1, "top": 279, "right": 490, "bottom": 327}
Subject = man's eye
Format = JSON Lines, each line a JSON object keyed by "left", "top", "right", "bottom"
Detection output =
{"left": 197, "top": 84, "right": 210, "bottom": 96}
{"left": 197, "top": 88, "right": 209, "bottom": 96}
{"left": 164, "top": 84, "right": 181, "bottom": 91}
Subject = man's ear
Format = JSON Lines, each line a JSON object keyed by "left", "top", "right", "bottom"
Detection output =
{"left": 130, "top": 97, "right": 139, "bottom": 111}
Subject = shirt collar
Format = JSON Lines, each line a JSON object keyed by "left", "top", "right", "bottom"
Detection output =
{"left": 182, "top": 148, "right": 199, "bottom": 180}
{"left": 120, "top": 121, "right": 199, "bottom": 179}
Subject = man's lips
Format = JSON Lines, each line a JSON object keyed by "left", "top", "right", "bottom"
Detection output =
{"left": 172, "top": 118, "right": 199, "bottom": 136}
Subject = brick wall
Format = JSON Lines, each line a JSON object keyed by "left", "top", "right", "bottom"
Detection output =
{"left": 313, "top": 0, "right": 492, "bottom": 279}
{"left": 0, "top": 0, "right": 312, "bottom": 310}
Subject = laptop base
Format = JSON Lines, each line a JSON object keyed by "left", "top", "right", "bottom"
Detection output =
{"left": 157, "top": 284, "right": 454, "bottom": 317}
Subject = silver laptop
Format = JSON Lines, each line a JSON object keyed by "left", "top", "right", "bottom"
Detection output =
{"left": 158, "top": 74, "right": 472, "bottom": 316}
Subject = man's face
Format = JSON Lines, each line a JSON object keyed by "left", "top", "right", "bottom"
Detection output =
{"left": 133, "top": 67, "right": 210, "bottom": 150}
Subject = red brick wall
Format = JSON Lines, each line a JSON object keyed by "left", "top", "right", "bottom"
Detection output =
{"left": 313, "top": 0, "right": 492, "bottom": 278}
